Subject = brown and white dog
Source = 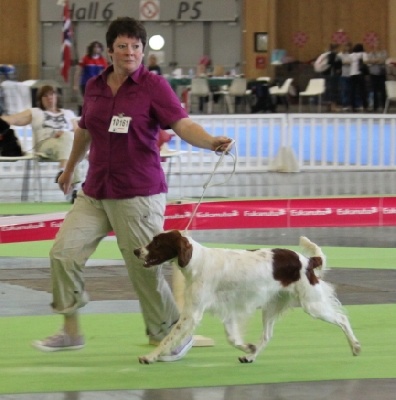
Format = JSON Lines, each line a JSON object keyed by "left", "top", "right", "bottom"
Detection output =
{"left": 134, "top": 230, "right": 361, "bottom": 364}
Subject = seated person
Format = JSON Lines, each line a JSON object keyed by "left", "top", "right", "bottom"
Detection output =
{"left": 0, "top": 85, "right": 82, "bottom": 202}
{"left": 147, "top": 54, "right": 162, "bottom": 75}
{"left": 197, "top": 54, "right": 212, "bottom": 76}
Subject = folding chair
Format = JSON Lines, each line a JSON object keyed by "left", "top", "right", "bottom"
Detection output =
{"left": 298, "top": 78, "right": 326, "bottom": 112}
{"left": 269, "top": 78, "right": 294, "bottom": 111}
{"left": 383, "top": 81, "right": 396, "bottom": 113}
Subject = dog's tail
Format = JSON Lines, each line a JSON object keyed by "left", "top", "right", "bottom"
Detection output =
{"left": 299, "top": 236, "right": 327, "bottom": 282}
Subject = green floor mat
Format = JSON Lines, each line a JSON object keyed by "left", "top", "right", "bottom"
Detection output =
{"left": 1, "top": 305, "right": 395, "bottom": 394}
{"left": 1, "top": 240, "right": 396, "bottom": 270}
{"left": 0, "top": 203, "right": 72, "bottom": 215}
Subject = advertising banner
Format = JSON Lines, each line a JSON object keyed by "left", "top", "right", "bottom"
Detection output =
{"left": 1, "top": 197, "right": 396, "bottom": 243}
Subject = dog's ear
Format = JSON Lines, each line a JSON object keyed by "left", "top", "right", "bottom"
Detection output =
{"left": 177, "top": 236, "right": 193, "bottom": 268}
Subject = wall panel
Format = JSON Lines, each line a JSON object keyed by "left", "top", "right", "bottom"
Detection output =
{"left": 242, "top": 0, "right": 273, "bottom": 79}
{"left": 389, "top": 0, "right": 396, "bottom": 57}
{"left": 275, "top": 0, "right": 388, "bottom": 63}
{"left": 0, "top": 0, "right": 39, "bottom": 79}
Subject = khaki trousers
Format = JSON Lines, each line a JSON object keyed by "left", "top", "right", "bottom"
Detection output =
{"left": 49, "top": 191, "right": 180, "bottom": 342}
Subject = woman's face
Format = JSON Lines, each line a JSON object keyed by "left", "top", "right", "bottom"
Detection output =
{"left": 41, "top": 91, "right": 57, "bottom": 110}
{"left": 93, "top": 43, "right": 102, "bottom": 54}
{"left": 108, "top": 35, "right": 144, "bottom": 75}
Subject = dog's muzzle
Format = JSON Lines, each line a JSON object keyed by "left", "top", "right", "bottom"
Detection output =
{"left": 133, "top": 247, "right": 156, "bottom": 267}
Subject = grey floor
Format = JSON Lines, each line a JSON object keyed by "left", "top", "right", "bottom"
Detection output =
{"left": 1, "top": 169, "right": 396, "bottom": 399}
{"left": 0, "top": 380, "right": 395, "bottom": 400}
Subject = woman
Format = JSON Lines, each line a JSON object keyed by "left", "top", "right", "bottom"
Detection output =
{"left": 367, "top": 42, "right": 387, "bottom": 112}
{"left": 321, "top": 43, "right": 342, "bottom": 112}
{"left": 337, "top": 42, "right": 353, "bottom": 111}
{"left": 74, "top": 41, "right": 108, "bottom": 96}
{"left": 349, "top": 43, "right": 369, "bottom": 112}
{"left": 32, "top": 17, "right": 231, "bottom": 361}
{"left": 147, "top": 53, "right": 162, "bottom": 75}
{"left": 0, "top": 85, "right": 81, "bottom": 202}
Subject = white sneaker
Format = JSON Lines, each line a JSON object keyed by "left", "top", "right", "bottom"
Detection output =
{"left": 32, "top": 332, "right": 85, "bottom": 352}
{"left": 157, "top": 336, "right": 194, "bottom": 362}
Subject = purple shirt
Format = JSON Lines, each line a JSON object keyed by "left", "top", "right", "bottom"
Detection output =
{"left": 79, "top": 64, "right": 188, "bottom": 199}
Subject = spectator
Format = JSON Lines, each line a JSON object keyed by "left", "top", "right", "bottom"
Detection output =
{"left": 349, "top": 43, "right": 369, "bottom": 112}
{"left": 321, "top": 44, "right": 342, "bottom": 112}
{"left": 0, "top": 85, "right": 81, "bottom": 202}
{"left": 197, "top": 55, "right": 212, "bottom": 76}
{"left": 337, "top": 42, "right": 353, "bottom": 111}
{"left": 147, "top": 54, "right": 162, "bottom": 75}
{"left": 74, "top": 41, "right": 108, "bottom": 114}
{"left": 367, "top": 42, "right": 387, "bottom": 112}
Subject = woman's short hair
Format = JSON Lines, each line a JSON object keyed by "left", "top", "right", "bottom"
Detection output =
{"left": 106, "top": 17, "right": 147, "bottom": 51}
{"left": 36, "top": 85, "right": 62, "bottom": 110}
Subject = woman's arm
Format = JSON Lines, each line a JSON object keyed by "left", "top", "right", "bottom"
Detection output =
{"left": 170, "top": 117, "right": 232, "bottom": 151}
{"left": 65, "top": 126, "right": 91, "bottom": 169}
{"left": 0, "top": 109, "right": 32, "bottom": 126}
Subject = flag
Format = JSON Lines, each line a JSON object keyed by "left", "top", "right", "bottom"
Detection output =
{"left": 60, "top": 0, "right": 72, "bottom": 82}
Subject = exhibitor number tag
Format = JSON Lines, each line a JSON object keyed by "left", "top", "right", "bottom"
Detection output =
{"left": 109, "top": 115, "right": 131, "bottom": 133}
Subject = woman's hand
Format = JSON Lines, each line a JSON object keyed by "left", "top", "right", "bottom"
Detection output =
{"left": 211, "top": 136, "right": 234, "bottom": 152}
{"left": 52, "top": 130, "right": 64, "bottom": 138}
{"left": 57, "top": 169, "right": 74, "bottom": 195}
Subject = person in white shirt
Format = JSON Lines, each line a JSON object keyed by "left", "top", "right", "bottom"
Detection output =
{"left": 349, "top": 43, "right": 369, "bottom": 112}
{"left": 337, "top": 42, "right": 353, "bottom": 111}
{"left": 0, "top": 85, "right": 82, "bottom": 202}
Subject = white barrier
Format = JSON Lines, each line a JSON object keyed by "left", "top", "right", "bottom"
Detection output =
{"left": 4, "top": 115, "right": 396, "bottom": 174}
{"left": 1, "top": 114, "right": 395, "bottom": 200}
{"left": 288, "top": 114, "right": 396, "bottom": 170}
{"left": 181, "top": 113, "right": 396, "bottom": 172}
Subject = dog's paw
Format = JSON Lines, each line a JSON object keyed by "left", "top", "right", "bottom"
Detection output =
{"left": 352, "top": 342, "right": 361, "bottom": 356}
{"left": 238, "top": 355, "right": 254, "bottom": 363}
{"left": 138, "top": 355, "right": 156, "bottom": 364}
